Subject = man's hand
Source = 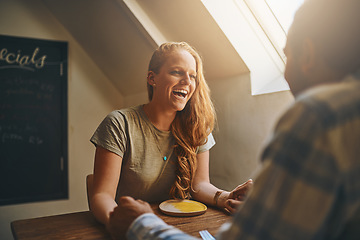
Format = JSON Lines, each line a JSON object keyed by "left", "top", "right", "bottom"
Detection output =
{"left": 107, "top": 196, "right": 154, "bottom": 240}
{"left": 225, "top": 179, "right": 253, "bottom": 213}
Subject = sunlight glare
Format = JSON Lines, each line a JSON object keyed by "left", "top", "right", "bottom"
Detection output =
{"left": 266, "top": 0, "right": 304, "bottom": 32}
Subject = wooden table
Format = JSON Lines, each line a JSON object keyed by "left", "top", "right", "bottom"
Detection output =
{"left": 11, "top": 204, "right": 231, "bottom": 240}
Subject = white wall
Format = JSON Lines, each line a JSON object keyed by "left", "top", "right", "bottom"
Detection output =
{"left": 124, "top": 91, "right": 148, "bottom": 107}
{"left": 0, "top": 0, "right": 124, "bottom": 239}
{"left": 208, "top": 74, "right": 293, "bottom": 190}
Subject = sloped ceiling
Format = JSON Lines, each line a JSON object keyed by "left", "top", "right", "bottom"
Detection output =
{"left": 42, "top": 0, "right": 249, "bottom": 96}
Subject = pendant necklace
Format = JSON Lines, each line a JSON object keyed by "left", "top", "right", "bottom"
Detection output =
{"left": 143, "top": 105, "right": 173, "bottom": 161}
{"left": 150, "top": 126, "right": 173, "bottom": 161}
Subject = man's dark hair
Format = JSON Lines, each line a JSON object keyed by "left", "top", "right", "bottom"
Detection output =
{"left": 288, "top": 0, "right": 360, "bottom": 74}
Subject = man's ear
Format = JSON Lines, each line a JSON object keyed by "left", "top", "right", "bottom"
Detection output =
{"left": 301, "top": 38, "right": 317, "bottom": 74}
{"left": 147, "top": 71, "right": 156, "bottom": 86}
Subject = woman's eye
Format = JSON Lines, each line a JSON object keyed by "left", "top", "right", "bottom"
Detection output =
{"left": 171, "top": 71, "right": 196, "bottom": 80}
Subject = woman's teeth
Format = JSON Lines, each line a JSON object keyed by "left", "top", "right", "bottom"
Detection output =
{"left": 173, "top": 89, "right": 188, "bottom": 98}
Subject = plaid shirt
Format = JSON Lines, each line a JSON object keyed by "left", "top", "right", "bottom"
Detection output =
{"left": 128, "top": 71, "right": 360, "bottom": 240}
{"left": 127, "top": 213, "right": 197, "bottom": 240}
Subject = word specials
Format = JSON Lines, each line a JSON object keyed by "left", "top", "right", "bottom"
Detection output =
{"left": 0, "top": 47, "right": 47, "bottom": 69}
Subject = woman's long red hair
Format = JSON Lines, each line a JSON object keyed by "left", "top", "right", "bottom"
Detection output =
{"left": 147, "top": 42, "right": 216, "bottom": 199}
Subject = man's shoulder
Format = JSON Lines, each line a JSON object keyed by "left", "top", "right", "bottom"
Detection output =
{"left": 290, "top": 77, "right": 360, "bottom": 130}
{"left": 297, "top": 78, "right": 360, "bottom": 110}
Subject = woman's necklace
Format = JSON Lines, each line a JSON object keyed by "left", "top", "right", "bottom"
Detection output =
{"left": 143, "top": 105, "right": 174, "bottom": 161}
{"left": 151, "top": 130, "right": 171, "bottom": 161}
{"left": 149, "top": 126, "right": 172, "bottom": 161}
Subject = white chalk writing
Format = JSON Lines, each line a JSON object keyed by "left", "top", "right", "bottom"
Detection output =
{"left": 0, "top": 47, "right": 47, "bottom": 69}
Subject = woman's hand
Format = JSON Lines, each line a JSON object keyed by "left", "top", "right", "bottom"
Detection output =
{"left": 225, "top": 179, "right": 253, "bottom": 213}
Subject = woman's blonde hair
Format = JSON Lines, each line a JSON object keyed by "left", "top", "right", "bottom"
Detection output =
{"left": 147, "top": 42, "right": 216, "bottom": 199}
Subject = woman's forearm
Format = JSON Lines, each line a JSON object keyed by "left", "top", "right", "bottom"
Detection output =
{"left": 90, "top": 193, "right": 118, "bottom": 226}
{"left": 191, "top": 181, "right": 230, "bottom": 208}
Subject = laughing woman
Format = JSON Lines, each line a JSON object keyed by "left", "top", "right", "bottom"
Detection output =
{"left": 89, "top": 42, "right": 252, "bottom": 226}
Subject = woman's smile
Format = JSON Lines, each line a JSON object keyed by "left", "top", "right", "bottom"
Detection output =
{"left": 172, "top": 89, "right": 188, "bottom": 99}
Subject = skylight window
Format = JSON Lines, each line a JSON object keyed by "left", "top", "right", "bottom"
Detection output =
{"left": 201, "top": 0, "right": 304, "bottom": 95}
{"left": 244, "top": 0, "right": 304, "bottom": 62}
{"left": 266, "top": 0, "right": 304, "bottom": 32}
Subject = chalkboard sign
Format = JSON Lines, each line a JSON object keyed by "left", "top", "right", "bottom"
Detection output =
{"left": 0, "top": 35, "right": 68, "bottom": 206}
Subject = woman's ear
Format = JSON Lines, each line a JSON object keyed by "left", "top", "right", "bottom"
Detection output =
{"left": 300, "top": 38, "right": 317, "bottom": 75}
{"left": 147, "top": 71, "right": 156, "bottom": 86}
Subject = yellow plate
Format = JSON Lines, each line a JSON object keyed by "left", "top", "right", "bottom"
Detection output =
{"left": 159, "top": 199, "right": 207, "bottom": 217}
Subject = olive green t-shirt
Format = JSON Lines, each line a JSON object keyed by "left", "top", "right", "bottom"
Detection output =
{"left": 90, "top": 105, "right": 215, "bottom": 202}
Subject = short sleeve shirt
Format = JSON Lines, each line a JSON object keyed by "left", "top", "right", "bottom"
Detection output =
{"left": 90, "top": 105, "right": 215, "bottom": 202}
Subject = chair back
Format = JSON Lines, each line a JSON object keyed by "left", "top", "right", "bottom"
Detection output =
{"left": 86, "top": 174, "right": 94, "bottom": 210}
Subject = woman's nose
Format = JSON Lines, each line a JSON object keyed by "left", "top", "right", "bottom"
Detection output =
{"left": 181, "top": 73, "right": 191, "bottom": 84}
